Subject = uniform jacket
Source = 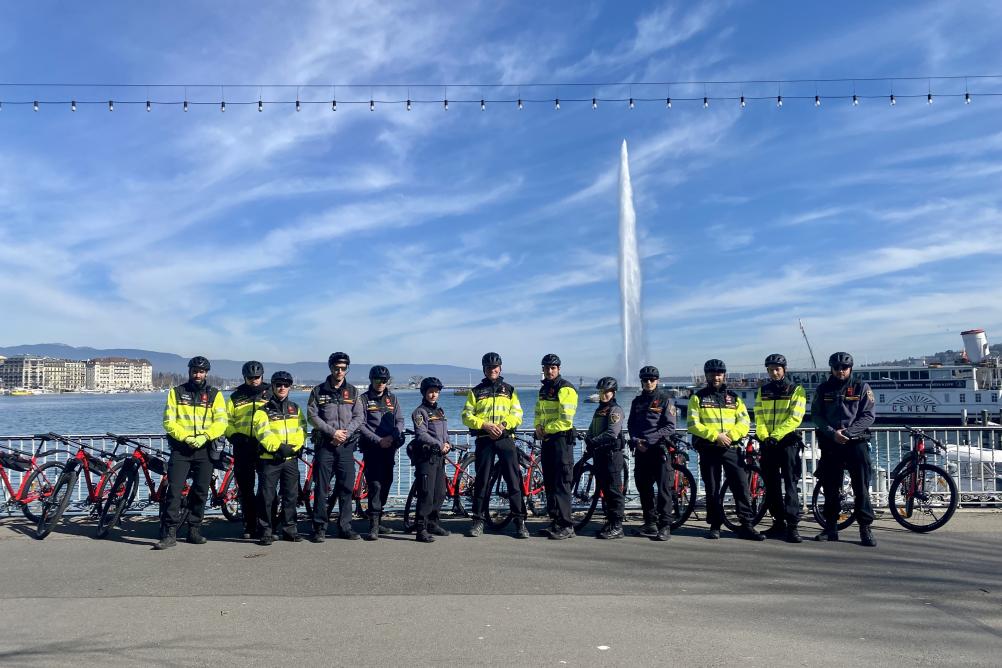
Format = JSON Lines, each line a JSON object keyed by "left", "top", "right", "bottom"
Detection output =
{"left": 358, "top": 388, "right": 405, "bottom": 451}
{"left": 585, "top": 400, "right": 625, "bottom": 451}
{"left": 687, "top": 385, "right": 751, "bottom": 450}
{"left": 410, "top": 401, "right": 448, "bottom": 461}
{"left": 754, "top": 379, "right": 806, "bottom": 444}
{"left": 252, "top": 394, "right": 307, "bottom": 460}
{"left": 225, "top": 382, "right": 271, "bottom": 442}
{"left": 811, "top": 375, "right": 876, "bottom": 443}
{"left": 163, "top": 381, "right": 228, "bottom": 448}
{"left": 534, "top": 376, "right": 578, "bottom": 435}
{"left": 461, "top": 377, "right": 523, "bottom": 437}
{"left": 627, "top": 389, "right": 677, "bottom": 448}
{"left": 307, "top": 376, "right": 364, "bottom": 446}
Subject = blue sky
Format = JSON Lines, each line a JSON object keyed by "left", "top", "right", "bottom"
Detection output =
{"left": 2, "top": 1, "right": 1001, "bottom": 378}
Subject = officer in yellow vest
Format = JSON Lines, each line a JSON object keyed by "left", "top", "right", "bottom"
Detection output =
{"left": 534, "top": 353, "right": 578, "bottom": 539}
{"left": 225, "top": 360, "right": 270, "bottom": 539}
{"left": 687, "top": 359, "right": 763, "bottom": 541}
{"left": 252, "top": 370, "right": 307, "bottom": 545}
{"left": 156, "top": 356, "right": 228, "bottom": 550}
{"left": 755, "top": 353, "right": 807, "bottom": 543}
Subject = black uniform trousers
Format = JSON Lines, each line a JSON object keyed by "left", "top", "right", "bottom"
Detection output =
{"left": 311, "top": 441, "right": 357, "bottom": 532}
{"left": 256, "top": 457, "right": 299, "bottom": 538}
{"left": 470, "top": 436, "right": 526, "bottom": 521}
{"left": 593, "top": 447, "right": 626, "bottom": 521}
{"left": 161, "top": 443, "right": 212, "bottom": 531}
{"left": 760, "top": 437, "right": 803, "bottom": 526}
{"left": 541, "top": 432, "right": 575, "bottom": 528}
{"left": 818, "top": 439, "right": 875, "bottom": 527}
{"left": 633, "top": 445, "right": 673, "bottom": 525}
{"left": 362, "top": 447, "right": 396, "bottom": 518}
{"left": 698, "top": 445, "right": 753, "bottom": 528}
{"left": 230, "top": 435, "right": 259, "bottom": 533}
{"left": 414, "top": 452, "right": 447, "bottom": 530}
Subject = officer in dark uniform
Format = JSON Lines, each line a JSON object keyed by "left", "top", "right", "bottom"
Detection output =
{"left": 583, "top": 377, "right": 626, "bottom": 539}
{"left": 358, "top": 365, "right": 405, "bottom": 541}
{"left": 755, "top": 353, "right": 807, "bottom": 543}
{"left": 627, "top": 365, "right": 676, "bottom": 541}
{"left": 224, "top": 361, "right": 270, "bottom": 539}
{"left": 409, "top": 377, "right": 452, "bottom": 543}
{"left": 688, "top": 359, "right": 764, "bottom": 541}
{"left": 534, "top": 353, "right": 578, "bottom": 540}
{"left": 307, "top": 352, "right": 364, "bottom": 542}
{"left": 252, "top": 371, "right": 307, "bottom": 545}
{"left": 812, "top": 352, "right": 877, "bottom": 547}
{"left": 157, "top": 356, "right": 228, "bottom": 550}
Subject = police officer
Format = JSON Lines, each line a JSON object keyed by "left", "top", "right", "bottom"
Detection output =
{"left": 812, "top": 352, "right": 877, "bottom": 547}
{"left": 755, "top": 353, "right": 807, "bottom": 543}
{"left": 252, "top": 371, "right": 307, "bottom": 545}
{"left": 225, "top": 361, "right": 270, "bottom": 539}
{"left": 410, "top": 377, "right": 452, "bottom": 543}
{"left": 156, "top": 356, "right": 228, "bottom": 550}
{"left": 627, "top": 365, "right": 676, "bottom": 541}
{"left": 583, "top": 377, "right": 626, "bottom": 539}
{"left": 688, "top": 359, "right": 764, "bottom": 541}
{"left": 461, "top": 353, "right": 528, "bottom": 539}
{"left": 534, "top": 353, "right": 578, "bottom": 540}
{"left": 307, "top": 352, "right": 364, "bottom": 542}
{"left": 358, "top": 365, "right": 405, "bottom": 541}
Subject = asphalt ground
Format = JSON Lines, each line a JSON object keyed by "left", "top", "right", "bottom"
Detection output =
{"left": 1, "top": 510, "right": 1001, "bottom": 667}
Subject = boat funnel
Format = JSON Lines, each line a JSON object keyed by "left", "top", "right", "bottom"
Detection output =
{"left": 961, "top": 328, "right": 990, "bottom": 364}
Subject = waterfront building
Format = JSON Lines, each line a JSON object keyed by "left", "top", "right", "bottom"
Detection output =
{"left": 0, "top": 355, "right": 48, "bottom": 390}
{"left": 85, "top": 357, "right": 153, "bottom": 391}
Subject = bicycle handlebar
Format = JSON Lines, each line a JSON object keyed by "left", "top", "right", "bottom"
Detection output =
{"left": 904, "top": 425, "right": 947, "bottom": 450}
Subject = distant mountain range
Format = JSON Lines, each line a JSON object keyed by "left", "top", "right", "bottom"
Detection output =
{"left": 0, "top": 343, "right": 548, "bottom": 386}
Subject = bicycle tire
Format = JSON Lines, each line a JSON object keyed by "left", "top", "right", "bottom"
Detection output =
{"left": 719, "top": 476, "right": 768, "bottom": 531}
{"left": 888, "top": 462, "right": 958, "bottom": 533}
{"left": 451, "top": 454, "right": 476, "bottom": 517}
{"left": 570, "top": 463, "right": 599, "bottom": 531}
{"left": 36, "top": 467, "right": 79, "bottom": 539}
{"left": 219, "top": 474, "right": 243, "bottom": 522}
{"left": 96, "top": 465, "right": 138, "bottom": 538}
{"left": 525, "top": 462, "right": 547, "bottom": 518}
{"left": 669, "top": 465, "right": 697, "bottom": 530}
{"left": 19, "top": 461, "right": 64, "bottom": 523}
{"left": 811, "top": 472, "right": 856, "bottom": 530}
{"left": 483, "top": 468, "right": 514, "bottom": 530}
{"left": 402, "top": 482, "right": 419, "bottom": 533}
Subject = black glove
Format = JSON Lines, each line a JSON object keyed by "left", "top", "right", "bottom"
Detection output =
{"left": 583, "top": 435, "right": 594, "bottom": 450}
{"left": 763, "top": 437, "right": 779, "bottom": 448}
{"left": 275, "top": 443, "right": 294, "bottom": 459}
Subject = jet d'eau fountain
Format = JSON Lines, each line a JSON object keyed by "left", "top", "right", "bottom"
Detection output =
{"left": 618, "top": 140, "right": 647, "bottom": 386}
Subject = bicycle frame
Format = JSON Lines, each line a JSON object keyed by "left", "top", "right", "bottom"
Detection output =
{"left": 0, "top": 441, "right": 51, "bottom": 503}
{"left": 50, "top": 433, "right": 121, "bottom": 507}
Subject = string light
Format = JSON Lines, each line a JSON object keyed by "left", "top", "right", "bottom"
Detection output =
{"left": 71, "top": 100, "right": 77, "bottom": 112}
{"left": 332, "top": 99, "right": 337, "bottom": 111}
{"left": 221, "top": 100, "right": 226, "bottom": 112}
{"left": 853, "top": 93, "right": 859, "bottom": 106}
{"left": 146, "top": 99, "right": 151, "bottom": 112}
{"left": 628, "top": 97, "right": 634, "bottom": 109}
{"left": 258, "top": 99, "right": 263, "bottom": 112}
{"left": 927, "top": 92, "right": 933, "bottom": 104}
{"left": 703, "top": 96, "right": 709, "bottom": 108}
{"left": 183, "top": 99, "right": 188, "bottom": 112}
{"left": 108, "top": 100, "right": 114, "bottom": 111}
{"left": 369, "top": 99, "right": 374, "bottom": 111}
{"left": 406, "top": 98, "right": 411, "bottom": 111}
{"left": 480, "top": 98, "right": 485, "bottom": 111}
{"left": 965, "top": 91, "right": 972, "bottom": 104}
{"left": 517, "top": 98, "right": 523, "bottom": 109}
{"left": 295, "top": 99, "right": 300, "bottom": 112}
{"left": 592, "top": 97, "right": 597, "bottom": 109}
{"left": 815, "top": 94, "right": 821, "bottom": 107}
{"left": 443, "top": 98, "right": 449, "bottom": 110}
{"left": 890, "top": 93, "right": 896, "bottom": 106}
{"left": 665, "top": 96, "right": 671, "bottom": 108}
{"left": 740, "top": 95, "right": 745, "bottom": 108}
{"left": 554, "top": 98, "right": 560, "bottom": 110}
{"left": 33, "top": 100, "right": 39, "bottom": 111}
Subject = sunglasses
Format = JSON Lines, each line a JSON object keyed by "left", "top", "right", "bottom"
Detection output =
{"left": 331, "top": 365, "right": 348, "bottom": 372}
{"left": 273, "top": 382, "right": 292, "bottom": 388}
{"left": 246, "top": 375, "right": 262, "bottom": 381}
{"left": 373, "top": 378, "right": 390, "bottom": 384}
{"left": 832, "top": 365, "right": 852, "bottom": 371}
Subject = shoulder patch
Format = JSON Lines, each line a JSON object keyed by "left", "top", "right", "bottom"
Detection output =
{"left": 610, "top": 412, "right": 621, "bottom": 424}
{"left": 668, "top": 405, "right": 677, "bottom": 417}
{"left": 415, "top": 414, "right": 425, "bottom": 426}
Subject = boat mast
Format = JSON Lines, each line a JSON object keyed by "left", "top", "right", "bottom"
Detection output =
{"left": 799, "top": 318, "right": 818, "bottom": 369}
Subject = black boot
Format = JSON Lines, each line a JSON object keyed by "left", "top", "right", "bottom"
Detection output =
{"left": 311, "top": 525, "right": 326, "bottom": 543}
{"left": 705, "top": 526, "right": 721, "bottom": 540}
{"left": 595, "top": 520, "right": 611, "bottom": 538}
{"left": 654, "top": 524, "right": 671, "bottom": 541}
{"left": 513, "top": 517, "right": 529, "bottom": 539}
{"left": 377, "top": 514, "right": 393, "bottom": 535}
{"left": 737, "top": 524, "right": 765, "bottom": 541}
{"left": 466, "top": 519, "right": 484, "bottom": 537}
{"left": 814, "top": 526, "right": 839, "bottom": 542}
{"left": 548, "top": 525, "right": 574, "bottom": 540}
{"left": 242, "top": 524, "right": 255, "bottom": 540}
{"left": 785, "top": 524, "right": 803, "bottom": 543}
{"left": 637, "top": 512, "right": 657, "bottom": 537}
{"left": 259, "top": 533, "right": 274, "bottom": 546}
{"left": 416, "top": 526, "right": 435, "bottom": 543}
{"left": 762, "top": 521, "right": 787, "bottom": 539}
{"left": 429, "top": 524, "right": 451, "bottom": 537}
{"left": 605, "top": 519, "right": 624, "bottom": 539}
{"left": 187, "top": 525, "right": 207, "bottom": 545}
{"left": 860, "top": 525, "right": 877, "bottom": 547}
{"left": 154, "top": 527, "right": 177, "bottom": 550}
{"left": 337, "top": 525, "right": 360, "bottom": 540}
{"left": 536, "top": 520, "right": 556, "bottom": 538}
{"left": 365, "top": 515, "right": 380, "bottom": 541}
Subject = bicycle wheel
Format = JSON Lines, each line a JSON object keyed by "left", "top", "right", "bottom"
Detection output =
{"left": 811, "top": 472, "right": 856, "bottom": 530}
{"left": 668, "top": 465, "right": 697, "bottom": 530}
{"left": 525, "top": 463, "right": 547, "bottom": 517}
{"left": 451, "top": 454, "right": 476, "bottom": 517}
{"left": 402, "top": 482, "right": 419, "bottom": 533}
{"left": 484, "top": 468, "right": 514, "bottom": 530}
{"left": 96, "top": 465, "right": 138, "bottom": 538}
{"left": 719, "top": 475, "right": 768, "bottom": 531}
{"left": 36, "top": 468, "right": 79, "bottom": 539}
{"left": 570, "top": 463, "right": 599, "bottom": 531}
{"left": 888, "top": 463, "right": 958, "bottom": 533}
{"left": 219, "top": 474, "right": 243, "bottom": 522}
{"left": 19, "top": 461, "right": 64, "bottom": 523}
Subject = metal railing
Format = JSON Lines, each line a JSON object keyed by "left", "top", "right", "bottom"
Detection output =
{"left": 2, "top": 427, "right": 1000, "bottom": 517}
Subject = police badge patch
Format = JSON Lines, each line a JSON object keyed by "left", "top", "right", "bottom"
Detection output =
{"left": 611, "top": 412, "right": 621, "bottom": 423}
{"left": 415, "top": 415, "right": 425, "bottom": 426}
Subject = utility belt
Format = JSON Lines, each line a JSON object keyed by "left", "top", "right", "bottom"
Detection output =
{"left": 542, "top": 430, "right": 575, "bottom": 444}
{"left": 470, "top": 428, "right": 513, "bottom": 439}
{"left": 311, "top": 430, "right": 359, "bottom": 449}
{"left": 165, "top": 435, "right": 211, "bottom": 456}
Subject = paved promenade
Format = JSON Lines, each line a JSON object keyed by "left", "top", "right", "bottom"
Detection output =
{"left": 1, "top": 512, "right": 1000, "bottom": 666}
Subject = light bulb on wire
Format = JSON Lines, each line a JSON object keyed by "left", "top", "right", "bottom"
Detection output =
{"left": 740, "top": 95, "right": 745, "bottom": 108}
{"left": 71, "top": 100, "right": 77, "bottom": 112}
{"left": 517, "top": 98, "right": 523, "bottom": 109}
{"left": 146, "top": 99, "right": 152, "bottom": 112}
{"left": 108, "top": 100, "right": 114, "bottom": 112}
{"left": 554, "top": 98, "right": 560, "bottom": 110}
{"left": 665, "top": 97, "right": 671, "bottom": 109}
{"left": 965, "top": 92, "right": 971, "bottom": 104}
{"left": 370, "top": 99, "right": 375, "bottom": 111}
{"left": 33, "top": 100, "right": 39, "bottom": 111}
{"left": 703, "top": 96, "right": 709, "bottom": 108}
{"left": 592, "top": 97, "right": 597, "bottom": 109}
{"left": 481, "top": 99, "right": 486, "bottom": 111}
{"left": 628, "top": 97, "right": 634, "bottom": 109}
{"left": 777, "top": 95, "right": 782, "bottom": 108}
{"left": 815, "top": 95, "right": 821, "bottom": 107}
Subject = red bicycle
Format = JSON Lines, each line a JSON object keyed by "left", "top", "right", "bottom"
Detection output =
{"left": 719, "top": 438, "right": 769, "bottom": 531}
{"left": 295, "top": 446, "right": 369, "bottom": 521}
{"left": 401, "top": 442, "right": 474, "bottom": 532}
{"left": 36, "top": 433, "right": 123, "bottom": 539}
{"left": 484, "top": 436, "right": 547, "bottom": 530}
{"left": 0, "top": 439, "right": 65, "bottom": 523}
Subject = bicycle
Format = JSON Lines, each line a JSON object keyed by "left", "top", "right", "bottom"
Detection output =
{"left": 36, "top": 433, "right": 123, "bottom": 539}
{"left": 719, "top": 438, "right": 769, "bottom": 531}
{"left": 401, "top": 442, "right": 473, "bottom": 532}
{"left": 484, "top": 435, "right": 547, "bottom": 530}
{"left": 0, "top": 438, "right": 65, "bottom": 522}
{"left": 294, "top": 446, "right": 369, "bottom": 522}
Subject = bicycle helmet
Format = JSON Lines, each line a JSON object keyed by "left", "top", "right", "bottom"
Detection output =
{"left": 271, "top": 370, "right": 294, "bottom": 385}
{"left": 420, "top": 377, "right": 444, "bottom": 394}
{"left": 328, "top": 352, "right": 350, "bottom": 367}
{"left": 595, "top": 376, "right": 618, "bottom": 392}
{"left": 369, "top": 365, "right": 391, "bottom": 382}
{"left": 541, "top": 353, "right": 562, "bottom": 367}
{"left": 764, "top": 354, "right": 787, "bottom": 368}
{"left": 241, "top": 360, "right": 264, "bottom": 378}
{"left": 481, "top": 352, "right": 502, "bottom": 368}
{"left": 188, "top": 356, "right": 211, "bottom": 371}
{"left": 638, "top": 365, "right": 660, "bottom": 380}
{"left": 703, "top": 359, "right": 727, "bottom": 374}
{"left": 828, "top": 352, "right": 854, "bottom": 368}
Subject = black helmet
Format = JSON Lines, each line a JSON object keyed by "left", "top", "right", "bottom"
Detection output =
{"left": 241, "top": 360, "right": 264, "bottom": 378}
{"left": 369, "top": 365, "right": 391, "bottom": 382}
{"left": 829, "top": 352, "right": 854, "bottom": 368}
{"left": 271, "top": 370, "right": 294, "bottom": 385}
{"left": 328, "top": 352, "right": 350, "bottom": 368}
{"left": 764, "top": 354, "right": 787, "bottom": 368}
{"left": 541, "top": 353, "right": 562, "bottom": 367}
{"left": 420, "top": 377, "right": 444, "bottom": 394}
{"left": 638, "top": 365, "right": 660, "bottom": 380}
{"left": 188, "top": 356, "right": 211, "bottom": 371}
{"left": 481, "top": 352, "right": 502, "bottom": 368}
{"left": 596, "top": 376, "right": 618, "bottom": 392}
{"left": 703, "top": 359, "right": 727, "bottom": 374}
